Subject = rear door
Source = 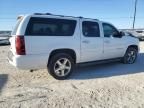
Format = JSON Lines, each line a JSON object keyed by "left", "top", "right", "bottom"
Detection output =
{"left": 80, "top": 19, "right": 104, "bottom": 62}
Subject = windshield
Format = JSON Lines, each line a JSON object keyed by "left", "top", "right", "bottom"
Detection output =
{"left": 11, "top": 18, "right": 22, "bottom": 35}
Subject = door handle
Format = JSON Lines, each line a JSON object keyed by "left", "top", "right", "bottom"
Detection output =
{"left": 82, "top": 40, "right": 90, "bottom": 44}
{"left": 104, "top": 40, "right": 110, "bottom": 44}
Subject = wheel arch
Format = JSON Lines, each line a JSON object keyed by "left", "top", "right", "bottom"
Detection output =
{"left": 48, "top": 48, "right": 77, "bottom": 65}
{"left": 127, "top": 45, "right": 139, "bottom": 51}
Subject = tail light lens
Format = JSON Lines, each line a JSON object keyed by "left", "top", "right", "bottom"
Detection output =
{"left": 15, "top": 36, "right": 26, "bottom": 55}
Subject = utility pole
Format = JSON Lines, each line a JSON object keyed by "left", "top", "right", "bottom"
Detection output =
{"left": 133, "top": 0, "right": 138, "bottom": 29}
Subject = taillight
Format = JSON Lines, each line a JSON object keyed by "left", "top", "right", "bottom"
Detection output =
{"left": 15, "top": 36, "right": 26, "bottom": 55}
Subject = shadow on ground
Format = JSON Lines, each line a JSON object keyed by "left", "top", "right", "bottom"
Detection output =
{"left": 70, "top": 53, "right": 144, "bottom": 80}
{"left": 0, "top": 74, "right": 8, "bottom": 94}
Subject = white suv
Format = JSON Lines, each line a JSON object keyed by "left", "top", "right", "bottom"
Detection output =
{"left": 8, "top": 13, "right": 139, "bottom": 79}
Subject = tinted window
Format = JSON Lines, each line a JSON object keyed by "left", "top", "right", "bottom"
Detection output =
{"left": 102, "top": 23, "right": 119, "bottom": 37}
{"left": 82, "top": 21, "right": 100, "bottom": 37}
{"left": 25, "top": 17, "right": 76, "bottom": 36}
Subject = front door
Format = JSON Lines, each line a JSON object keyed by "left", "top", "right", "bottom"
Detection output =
{"left": 102, "top": 23, "right": 126, "bottom": 59}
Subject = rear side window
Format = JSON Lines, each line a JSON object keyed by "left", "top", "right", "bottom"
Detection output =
{"left": 25, "top": 17, "right": 77, "bottom": 36}
{"left": 82, "top": 21, "right": 100, "bottom": 37}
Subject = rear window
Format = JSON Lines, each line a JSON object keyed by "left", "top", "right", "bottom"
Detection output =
{"left": 25, "top": 17, "right": 77, "bottom": 36}
{"left": 12, "top": 19, "right": 22, "bottom": 35}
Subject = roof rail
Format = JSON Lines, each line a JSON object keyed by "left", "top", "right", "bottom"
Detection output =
{"left": 33, "top": 13, "right": 99, "bottom": 20}
{"left": 34, "top": 13, "right": 52, "bottom": 15}
{"left": 33, "top": 13, "right": 79, "bottom": 18}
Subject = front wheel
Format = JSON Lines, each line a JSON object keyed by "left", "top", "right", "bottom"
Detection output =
{"left": 48, "top": 53, "right": 74, "bottom": 80}
{"left": 122, "top": 47, "right": 138, "bottom": 64}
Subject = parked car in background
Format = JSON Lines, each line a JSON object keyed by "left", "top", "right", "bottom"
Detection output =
{"left": 8, "top": 13, "right": 139, "bottom": 80}
{"left": 136, "top": 30, "right": 144, "bottom": 36}
{"left": 135, "top": 30, "right": 144, "bottom": 41}
{"left": 122, "top": 30, "right": 144, "bottom": 41}
{"left": 0, "top": 34, "right": 11, "bottom": 45}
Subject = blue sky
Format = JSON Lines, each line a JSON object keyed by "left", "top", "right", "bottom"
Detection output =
{"left": 0, "top": 0, "right": 144, "bottom": 30}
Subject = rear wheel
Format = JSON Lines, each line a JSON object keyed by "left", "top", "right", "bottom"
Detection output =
{"left": 122, "top": 47, "right": 138, "bottom": 64}
{"left": 48, "top": 53, "right": 74, "bottom": 80}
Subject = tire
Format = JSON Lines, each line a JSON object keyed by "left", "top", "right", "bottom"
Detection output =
{"left": 47, "top": 53, "right": 74, "bottom": 80}
{"left": 122, "top": 47, "right": 138, "bottom": 64}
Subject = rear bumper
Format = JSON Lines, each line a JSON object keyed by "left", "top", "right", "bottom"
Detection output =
{"left": 8, "top": 52, "right": 49, "bottom": 70}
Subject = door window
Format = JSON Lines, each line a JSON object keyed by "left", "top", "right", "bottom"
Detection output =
{"left": 82, "top": 21, "right": 100, "bottom": 37}
{"left": 102, "top": 23, "right": 120, "bottom": 38}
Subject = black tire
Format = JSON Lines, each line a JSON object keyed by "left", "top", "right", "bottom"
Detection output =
{"left": 122, "top": 47, "right": 138, "bottom": 64}
{"left": 47, "top": 53, "right": 74, "bottom": 80}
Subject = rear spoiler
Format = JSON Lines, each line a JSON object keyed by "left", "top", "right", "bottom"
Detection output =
{"left": 17, "top": 15, "right": 24, "bottom": 20}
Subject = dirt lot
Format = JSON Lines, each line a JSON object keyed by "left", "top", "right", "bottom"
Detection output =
{"left": 0, "top": 42, "right": 144, "bottom": 108}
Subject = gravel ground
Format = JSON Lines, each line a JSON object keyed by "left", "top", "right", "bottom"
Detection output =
{"left": 0, "top": 42, "right": 144, "bottom": 108}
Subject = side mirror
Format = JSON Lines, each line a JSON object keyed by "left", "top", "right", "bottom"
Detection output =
{"left": 119, "top": 31, "right": 125, "bottom": 36}
{"left": 113, "top": 31, "right": 123, "bottom": 38}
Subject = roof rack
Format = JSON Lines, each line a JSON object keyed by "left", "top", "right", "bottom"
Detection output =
{"left": 34, "top": 13, "right": 52, "bottom": 15}
{"left": 33, "top": 13, "right": 98, "bottom": 20}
